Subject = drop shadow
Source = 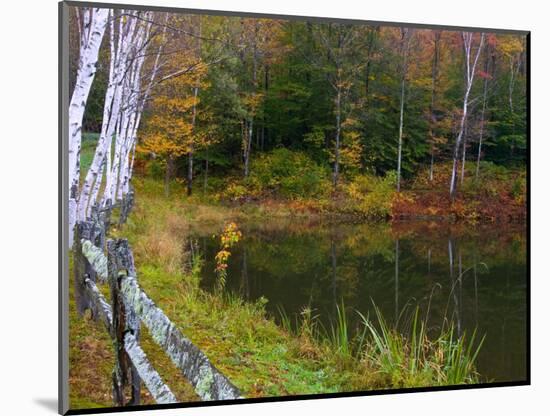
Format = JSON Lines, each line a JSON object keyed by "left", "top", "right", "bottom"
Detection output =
{"left": 34, "top": 398, "right": 58, "bottom": 413}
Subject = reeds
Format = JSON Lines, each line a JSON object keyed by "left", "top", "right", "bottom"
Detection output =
{"left": 277, "top": 300, "right": 485, "bottom": 387}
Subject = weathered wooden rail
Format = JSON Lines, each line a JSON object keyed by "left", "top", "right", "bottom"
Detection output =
{"left": 74, "top": 197, "right": 242, "bottom": 406}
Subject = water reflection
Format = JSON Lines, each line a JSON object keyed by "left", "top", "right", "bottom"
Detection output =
{"left": 190, "top": 219, "right": 527, "bottom": 383}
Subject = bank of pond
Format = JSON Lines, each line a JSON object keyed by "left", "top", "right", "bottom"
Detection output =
{"left": 69, "top": 177, "right": 526, "bottom": 408}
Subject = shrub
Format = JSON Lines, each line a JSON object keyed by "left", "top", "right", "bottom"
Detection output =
{"left": 511, "top": 175, "right": 526, "bottom": 203}
{"left": 344, "top": 171, "right": 397, "bottom": 218}
{"left": 249, "top": 148, "right": 331, "bottom": 199}
{"left": 224, "top": 182, "right": 249, "bottom": 201}
{"left": 147, "top": 159, "right": 165, "bottom": 180}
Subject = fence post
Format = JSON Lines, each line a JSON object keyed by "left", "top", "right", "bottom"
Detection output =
{"left": 89, "top": 205, "right": 106, "bottom": 249}
{"left": 107, "top": 239, "right": 141, "bottom": 406}
{"left": 102, "top": 199, "right": 113, "bottom": 235}
{"left": 74, "top": 221, "right": 100, "bottom": 316}
{"left": 119, "top": 187, "right": 135, "bottom": 226}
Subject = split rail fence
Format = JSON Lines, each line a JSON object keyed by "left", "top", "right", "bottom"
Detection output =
{"left": 73, "top": 192, "right": 242, "bottom": 406}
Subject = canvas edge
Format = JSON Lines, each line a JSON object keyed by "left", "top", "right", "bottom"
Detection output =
{"left": 59, "top": 1, "right": 70, "bottom": 415}
{"left": 58, "top": 1, "right": 532, "bottom": 414}
{"left": 63, "top": 0, "right": 530, "bottom": 35}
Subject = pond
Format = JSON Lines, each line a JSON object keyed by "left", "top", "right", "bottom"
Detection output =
{"left": 190, "top": 218, "right": 527, "bottom": 384}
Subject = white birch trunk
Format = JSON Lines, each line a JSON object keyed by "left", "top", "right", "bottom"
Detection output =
{"left": 396, "top": 75, "right": 406, "bottom": 192}
{"left": 68, "top": 7, "right": 109, "bottom": 246}
{"left": 476, "top": 66, "right": 489, "bottom": 180}
{"left": 118, "top": 20, "right": 165, "bottom": 198}
{"left": 449, "top": 32, "right": 484, "bottom": 197}
{"left": 396, "top": 28, "right": 410, "bottom": 192}
{"left": 87, "top": 158, "right": 105, "bottom": 219}
{"left": 116, "top": 22, "right": 150, "bottom": 200}
{"left": 79, "top": 11, "right": 139, "bottom": 219}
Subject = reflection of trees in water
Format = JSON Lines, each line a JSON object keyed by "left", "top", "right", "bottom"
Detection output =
{"left": 191, "top": 219, "right": 526, "bottom": 381}
{"left": 395, "top": 239, "right": 399, "bottom": 323}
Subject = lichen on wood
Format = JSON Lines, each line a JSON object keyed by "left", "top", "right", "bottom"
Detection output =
{"left": 83, "top": 278, "right": 113, "bottom": 332}
{"left": 81, "top": 239, "right": 108, "bottom": 283}
{"left": 83, "top": 278, "right": 176, "bottom": 404}
{"left": 124, "top": 332, "right": 177, "bottom": 404}
{"left": 120, "top": 274, "right": 243, "bottom": 401}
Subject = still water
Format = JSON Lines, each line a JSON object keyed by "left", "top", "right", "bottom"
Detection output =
{"left": 190, "top": 219, "right": 527, "bottom": 383}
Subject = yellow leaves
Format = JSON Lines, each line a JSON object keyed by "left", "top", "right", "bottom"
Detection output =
{"left": 141, "top": 62, "right": 216, "bottom": 161}
{"left": 241, "top": 92, "right": 264, "bottom": 115}
{"left": 497, "top": 35, "right": 524, "bottom": 57}
{"left": 214, "top": 222, "right": 242, "bottom": 281}
{"left": 339, "top": 131, "right": 364, "bottom": 171}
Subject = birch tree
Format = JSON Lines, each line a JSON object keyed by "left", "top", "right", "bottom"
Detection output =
{"left": 187, "top": 16, "right": 202, "bottom": 195}
{"left": 239, "top": 19, "right": 273, "bottom": 178}
{"left": 396, "top": 28, "right": 413, "bottom": 192}
{"left": 428, "top": 30, "right": 442, "bottom": 182}
{"left": 449, "top": 32, "right": 485, "bottom": 198}
{"left": 78, "top": 9, "right": 138, "bottom": 220}
{"left": 79, "top": 10, "right": 158, "bottom": 219}
{"left": 68, "top": 7, "right": 109, "bottom": 245}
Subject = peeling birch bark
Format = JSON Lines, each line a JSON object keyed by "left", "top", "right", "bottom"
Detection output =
{"left": 120, "top": 274, "right": 243, "bottom": 400}
{"left": 449, "top": 32, "right": 485, "bottom": 197}
{"left": 68, "top": 7, "right": 109, "bottom": 245}
{"left": 79, "top": 10, "right": 139, "bottom": 220}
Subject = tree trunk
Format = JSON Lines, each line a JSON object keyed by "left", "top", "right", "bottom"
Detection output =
{"left": 396, "top": 74, "right": 406, "bottom": 192}
{"left": 244, "top": 119, "right": 253, "bottom": 177}
{"left": 187, "top": 151, "right": 194, "bottom": 196}
{"left": 203, "top": 157, "right": 209, "bottom": 193}
{"left": 394, "top": 239, "right": 399, "bottom": 322}
{"left": 460, "top": 119, "right": 468, "bottom": 185}
{"left": 429, "top": 152, "right": 434, "bottom": 182}
{"left": 79, "top": 12, "right": 139, "bottom": 220}
{"left": 396, "top": 29, "right": 410, "bottom": 192}
{"left": 68, "top": 8, "right": 109, "bottom": 246}
{"left": 188, "top": 80, "right": 200, "bottom": 196}
{"left": 450, "top": 33, "right": 484, "bottom": 198}
{"left": 428, "top": 31, "right": 441, "bottom": 182}
{"left": 164, "top": 155, "right": 173, "bottom": 197}
{"left": 333, "top": 87, "right": 342, "bottom": 189}
{"left": 476, "top": 48, "right": 490, "bottom": 180}
{"left": 244, "top": 22, "right": 258, "bottom": 178}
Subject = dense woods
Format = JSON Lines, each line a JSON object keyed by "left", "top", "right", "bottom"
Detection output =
{"left": 67, "top": 6, "right": 527, "bottom": 410}
{"left": 69, "top": 9, "right": 527, "bottom": 228}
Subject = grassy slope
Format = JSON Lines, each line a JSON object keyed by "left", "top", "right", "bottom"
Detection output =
{"left": 70, "top": 137, "right": 488, "bottom": 407}
{"left": 69, "top": 179, "right": 358, "bottom": 409}
{"left": 113, "top": 178, "right": 359, "bottom": 397}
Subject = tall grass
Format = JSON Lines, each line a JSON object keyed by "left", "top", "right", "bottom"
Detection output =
{"left": 277, "top": 301, "right": 484, "bottom": 388}
{"left": 328, "top": 302, "right": 352, "bottom": 358}
{"left": 359, "top": 304, "right": 484, "bottom": 387}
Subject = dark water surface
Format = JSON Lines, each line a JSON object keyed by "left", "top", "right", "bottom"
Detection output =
{"left": 190, "top": 219, "right": 527, "bottom": 383}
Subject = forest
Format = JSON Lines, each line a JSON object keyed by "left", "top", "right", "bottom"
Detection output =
{"left": 67, "top": 6, "right": 527, "bottom": 410}
{"left": 69, "top": 8, "right": 527, "bottom": 226}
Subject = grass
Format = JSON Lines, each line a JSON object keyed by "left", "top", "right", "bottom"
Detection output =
{"left": 69, "top": 174, "right": 485, "bottom": 408}
{"left": 358, "top": 305, "right": 484, "bottom": 388}
{"left": 277, "top": 301, "right": 484, "bottom": 390}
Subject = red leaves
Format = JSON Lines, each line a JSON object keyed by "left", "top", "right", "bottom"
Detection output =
{"left": 477, "top": 70, "right": 493, "bottom": 80}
